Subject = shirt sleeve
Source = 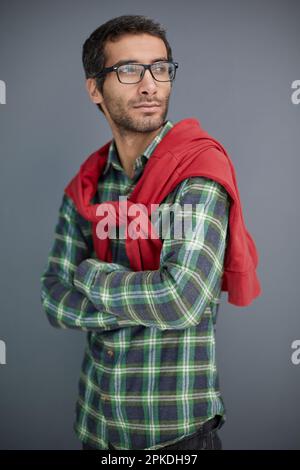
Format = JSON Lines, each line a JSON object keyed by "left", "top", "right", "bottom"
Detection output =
{"left": 73, "top": 177, "right": 231, "bottom": 330}
{"left": 40, "top": 193, "right": 140, "bottom": 332}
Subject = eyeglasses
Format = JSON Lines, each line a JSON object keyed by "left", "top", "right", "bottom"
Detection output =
{"left": 95, "top": 61, "right": 179, "bottom": 84}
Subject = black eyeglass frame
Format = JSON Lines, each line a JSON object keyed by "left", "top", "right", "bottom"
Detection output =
{"left": 94, "top": 61, "right": 179, "bottom": 84}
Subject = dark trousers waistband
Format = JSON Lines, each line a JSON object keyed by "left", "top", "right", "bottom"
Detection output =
{"left": 192, "top": 414, "right": 224, "bottom": 437}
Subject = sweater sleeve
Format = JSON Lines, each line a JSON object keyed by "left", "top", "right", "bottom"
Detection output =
{"left": 40, "top": 193, "right": 140, "bottom": 331}
{"left": 73, "top": 177, "right": 230, "bottom": 330}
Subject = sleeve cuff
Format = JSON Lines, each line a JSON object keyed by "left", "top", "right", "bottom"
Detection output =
{"left": 74, "top": 258, "right": 132, "bottom": 294}
{"left": 73, "top": 259, "right": 98, "bottom": 295}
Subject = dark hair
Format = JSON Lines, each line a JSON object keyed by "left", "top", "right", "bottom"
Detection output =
{"left": 82, "top": 15, "right": 173, "bottom": 114}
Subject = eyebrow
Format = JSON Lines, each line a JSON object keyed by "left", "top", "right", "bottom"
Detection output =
{"left": 113, "top": 57, "right": 168, "bottom": 67}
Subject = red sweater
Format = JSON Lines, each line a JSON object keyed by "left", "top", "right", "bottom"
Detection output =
{"left": 65, "top": 118, "right": 262, "bottom": 307}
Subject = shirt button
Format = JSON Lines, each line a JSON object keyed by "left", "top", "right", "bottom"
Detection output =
{"left": 107, "top": 350, "right": 114, "bottom": 357}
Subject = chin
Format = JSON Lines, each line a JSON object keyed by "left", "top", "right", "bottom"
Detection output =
{"left": 136, "top": 117, "right": 164, "bottom": 132}
{"left": 138, "top": 112, "right": 166, "bottom": 126}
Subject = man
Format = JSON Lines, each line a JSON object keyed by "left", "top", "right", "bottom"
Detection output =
{"left": 40, "top": 15, "right": 260, "bottom": 450}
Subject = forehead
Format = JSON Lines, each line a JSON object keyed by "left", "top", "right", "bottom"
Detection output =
{"left": 104, "top": 33, "right": 168, "bottom": 65}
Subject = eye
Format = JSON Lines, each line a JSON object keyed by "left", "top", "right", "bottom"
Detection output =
{"left": 152, "top": 62, "right": 168, "bottom": 73}
{"left": 119, "top": 64, "right": 140, "bottom": 74}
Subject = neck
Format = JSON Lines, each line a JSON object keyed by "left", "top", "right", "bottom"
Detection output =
{"left": 111, "top": 124, "right": 165, "bottom": 179}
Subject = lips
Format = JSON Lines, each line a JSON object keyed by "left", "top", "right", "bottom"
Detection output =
{"left": 134, "top": 103, "right": 160, "bottom": 108}
{"left": 134, "top": 103, "right": 161, "bottom": 112}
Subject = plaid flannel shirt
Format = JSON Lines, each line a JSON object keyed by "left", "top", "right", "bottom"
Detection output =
{"left": 40, "top": 119, "right": 230, "bottom": 450}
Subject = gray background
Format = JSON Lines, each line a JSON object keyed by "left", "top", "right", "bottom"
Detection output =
{"left": 0, "top": 0, "right": 299, "bottom": 450}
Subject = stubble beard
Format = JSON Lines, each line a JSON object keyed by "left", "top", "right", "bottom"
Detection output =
{"left": 103, "top": 94, "right": 170, "bottom": 135}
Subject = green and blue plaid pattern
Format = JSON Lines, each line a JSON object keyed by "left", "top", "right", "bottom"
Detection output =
{"left": 40, "top": 120, "right": 230, "bottom": 450}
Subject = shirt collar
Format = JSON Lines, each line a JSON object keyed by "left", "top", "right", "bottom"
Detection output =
{"left": 102, "top": 119, "right": 174, "bottom": 176}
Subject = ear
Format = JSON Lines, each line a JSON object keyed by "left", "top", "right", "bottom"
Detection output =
{"left": 85, "top": 78, "right": 104, "bottom": 105}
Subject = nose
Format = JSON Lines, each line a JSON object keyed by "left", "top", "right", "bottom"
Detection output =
{"left": 137, "top": 68, "right": 157, "bottom": 95}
